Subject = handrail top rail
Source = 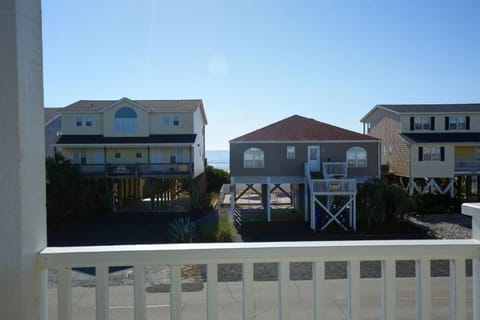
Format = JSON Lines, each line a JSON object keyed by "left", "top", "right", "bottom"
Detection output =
{"left": 39, "top": 239, "right": 480, "bottom": 268}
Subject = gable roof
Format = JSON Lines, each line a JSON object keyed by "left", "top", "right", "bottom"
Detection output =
{"left": 361, "top": 104, "right": 480, "bottom": 122}
{"left": 230, "top": 115, "right": 377, "bottom": 143}
{"left": 61, "top": 98, "right": 207, "bottom": 124}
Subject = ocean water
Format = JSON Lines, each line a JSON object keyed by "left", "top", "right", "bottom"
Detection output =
{"left": 206, "top": 150, "right": 229, "bottom": 171}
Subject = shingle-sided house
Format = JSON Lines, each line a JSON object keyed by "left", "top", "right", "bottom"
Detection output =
{"left": 53, "top": 97, "right": 207, "bottom": 209}
{"left": 360, "top": 104, "right": 480, "bottom": 198}
{"left": 229, "top": 115, "right": 380, "bottom": 231}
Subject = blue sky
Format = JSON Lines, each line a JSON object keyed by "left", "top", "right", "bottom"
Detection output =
{"left": 42, "top": 0, "right": 480, "bottom": 150}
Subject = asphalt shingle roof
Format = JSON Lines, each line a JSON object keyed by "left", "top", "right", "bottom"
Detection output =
{"left": 230, "top": 115, "right": 377, "bottom": 142}
{"left": 379, "top": 104, "right": 480, "bottom": 114}
{"left": 62, "top": 99, "right": 203, "bottom": 112}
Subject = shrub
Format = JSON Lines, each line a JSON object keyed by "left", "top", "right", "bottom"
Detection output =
{"left": 356, "top": 179, "right": 412, "bottom": 226}
{"left": 206, "top": 165, "right": 230, "bottom": 193}
{"left": 215, "top": 213, "right": 234, "bottom": 242}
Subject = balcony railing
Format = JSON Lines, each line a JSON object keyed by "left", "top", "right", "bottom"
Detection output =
{"left": 312, "top": 179, "right": 357, "bottom": 195}
{"left": 77, "top": 163, "right": 193, "bottom": 177}
{"left": 455, "top": 160, "right": 480, "bottom": 172}
{"left": 322, "top": 162, "right": 348, "bottom": 179}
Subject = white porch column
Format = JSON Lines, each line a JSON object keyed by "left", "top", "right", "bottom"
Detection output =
{"left": 266, "top": 177, "right": 271, "bottom": 222}
{"left": 0, "top": 0, "right": 47, "bottom": 319}
{"left": 462, "top": 203, "right": 480, "bottom": 320}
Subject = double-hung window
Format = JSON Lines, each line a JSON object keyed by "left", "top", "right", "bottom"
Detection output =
{"left": 75, "top": 116, "right": 82, "bottom": 126}
{"left": 414, "top": 117, "right": 432, "bottom": 130}
{"left": 286, "top": 146, "right": 295, "bottom": 159}
{"left": 423, "top": 147, "right": 441, "bottom": 161}
{"left": 448, "top": 116, "right": 466, "bottom": 130}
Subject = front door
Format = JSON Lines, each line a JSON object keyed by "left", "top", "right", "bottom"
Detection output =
{"left": 308, "top": 145, "right": 320, "bottom": 172}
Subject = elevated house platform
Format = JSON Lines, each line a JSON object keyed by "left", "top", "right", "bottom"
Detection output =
{"left": 228, "top": 115, "right": 379, "bottom": 232}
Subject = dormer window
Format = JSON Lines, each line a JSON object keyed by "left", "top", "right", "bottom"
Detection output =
{"left": 114, "top": 107, "right": 138, "bottom": 134}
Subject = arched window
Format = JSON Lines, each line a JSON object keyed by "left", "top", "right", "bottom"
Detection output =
{"left": 346, "top": 147, "right": 367, "bottom": 168}
{"left": 114, "top": 107, "right": 138, "bottom": 133}
{"left": 243, "top": 147, "right": 264, "bottom": 168}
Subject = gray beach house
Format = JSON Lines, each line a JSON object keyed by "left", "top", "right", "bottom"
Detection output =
{"left": 229, "top": 115, "right": 380, "bottom": 231}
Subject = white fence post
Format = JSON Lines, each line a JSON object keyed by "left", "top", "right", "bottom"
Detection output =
{"left": 462, "top": 203, "right": 480, "bottom": 320}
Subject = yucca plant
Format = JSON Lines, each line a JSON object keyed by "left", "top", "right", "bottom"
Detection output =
{"left": 168, "top": 217, "right": 198, "bottom": 243}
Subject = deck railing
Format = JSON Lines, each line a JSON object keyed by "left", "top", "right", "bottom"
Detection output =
{"left": 311, "top": 179, "right": 357, "bottom": 195}
{"left": 322, "top": 162, "right": 348, "bottom": 179}
{"left": 78, "top": 163, "right": 192, "bottom": 177}
{"left": 455, "top": 160, "right": 480, "bottom": 172}
{"left": 40, "top": 236, "right": 480, "bottom": 320}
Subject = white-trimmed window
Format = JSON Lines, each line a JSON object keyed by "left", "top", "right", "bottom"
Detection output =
{"left": 346, "top": 147, "right": 367, "bottom": 168}
{"left": 287, "top": 146, "right": 295, "bottom": 159}
{"left": 244, "top": 148, "right": 264, "bottom": 168}
{"left": 75, "top": 116, "right": 82, "bottom": 126}
{"left": 114, "top": 107, "right": 138, "bottom": 134}
{"left": 449, "top": 116, "right": 466, "bottom": 130}
{"left": 414, "top": 117, "right": 432, "bottom": 130}
{"left": 136, "top": 152, "right": 142, "bottom": 159}
{"left": 423, "top": 147, "right": 441, "bottom": 161}
{"left": 85, "top": 116, "right": 93, "bottom": 127}
{"left": 114, "top": 150, "right": 121, "bottom": 159}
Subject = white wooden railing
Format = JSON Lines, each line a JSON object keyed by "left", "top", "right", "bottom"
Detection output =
{"left": 312, "top": 179, "right": 357, "bottom": 195}
{"left": 38, "top": 203, "right": 480, "bottom": 320}
{"left": 322, "top": 162, "right": 348, "bottom": 179}
{"left": 40, "top": 239, "right": 479, "bottom": 320}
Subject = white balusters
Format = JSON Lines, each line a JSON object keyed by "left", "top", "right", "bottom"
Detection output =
{"left": 381, "top": 260, "right": 396, "bottom": 320}
{"left": 170, "top": 264, "right": 182, "bottom": 320}
{"left": 313, "top": 261, "right": 326, "bottom": 320}
{"left": 243, "top": 262, "right": 254, "bottom": 320}
{"left": 134, "top": 265, "right": 146, "bottom": 320}
{"left": 58, "top": 267, "right": 72, "bottom": 320}
{"left": 278, "top": 261, "right": 289, "bottom": 320}
{"left": 95, "top": 266, "right": 109, "bottom": 320}
{"left": 207, "top": 263, "right": 218, "bottom": 320}
{"left": 416, "top": 259, "right": 431, "bottom": 320}
{"left": 348, "top": 260, "right": 360, "bottom": 320}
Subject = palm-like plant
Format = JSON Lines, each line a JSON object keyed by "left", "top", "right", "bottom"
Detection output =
{"left": 168, "top": 217, "right": 198, "bottom": 243}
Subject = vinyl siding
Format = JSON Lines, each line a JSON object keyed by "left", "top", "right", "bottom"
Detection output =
{"left": 230, "top": 141, "right": 379, "bottom": 179}
{"left": 410, "top": 144, "right": 454, "bottom": 178}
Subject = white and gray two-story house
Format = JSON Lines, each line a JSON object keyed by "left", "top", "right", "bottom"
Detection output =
{"left": 361, "top": 104, "right": 480, "bottom": 198}
{"left": 54, "top": 97, "right": 208, "bottom": 210}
